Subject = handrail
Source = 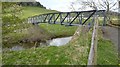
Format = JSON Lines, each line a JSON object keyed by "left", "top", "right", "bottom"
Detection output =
{"left": 28, "top": 10, "right": 105, "bottom": 18}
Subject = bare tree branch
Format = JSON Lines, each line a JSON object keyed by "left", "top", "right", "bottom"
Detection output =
{"left": 68, "top": 0, "right": 118, "bottom": 24}
{"left": 69, "top": 2, "right": 76, "bottom": 11}
{"left": 110, "top": 2, "right": 117, "bottom": 9}
{"left": 99, "top": 3, "right": 107, "bottom": 9}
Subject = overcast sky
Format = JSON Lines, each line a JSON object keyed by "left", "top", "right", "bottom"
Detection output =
{"left": 36, "top": 0, "right": 119, "bottom": 12}
{"left": 36, "top": 0, "right": 75, "bottom": 12}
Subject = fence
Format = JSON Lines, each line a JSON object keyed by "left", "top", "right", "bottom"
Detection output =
{"left": 87, "top": 13, "right": 99, "bottom": 65}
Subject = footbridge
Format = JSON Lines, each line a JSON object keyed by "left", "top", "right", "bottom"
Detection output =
{"left": 28, "top": 10, "right": 106, "bottom": 26}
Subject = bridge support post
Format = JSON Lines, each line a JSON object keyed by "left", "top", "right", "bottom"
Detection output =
{"left": 80, "top": 14, "right": 82, "bottom": 24}
{"left": 54, "top": 13, "right": 60, "bottom": 24}
{"left": 60, "top": 14, "right": 62, "bottom": 23}
{"left": 43, "top": 15, "right": 48, "bottom": 22}
{"left": 103, "top": 11, "right": 106, "bottom": 26}
{"left": 60, "top": 13, "right": 69, "bottom": 25}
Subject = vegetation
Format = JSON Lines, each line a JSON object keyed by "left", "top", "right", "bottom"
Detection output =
{"left": 39, "top": 23, "right": 77, "bottom": 38}
{"left": 97, "top": 38, "right": 118, "bottom": 65}
{"left": 17, "top": 2, "right": 46, "bottom": 9}
{"left": 2, "top": 2, "right": 23, "bottom": 35}
{"left": 109, "top": 12, "right": 120, "bottom": 26}
{"left": 97, "top": 29, "right": 118, "bottom": 65}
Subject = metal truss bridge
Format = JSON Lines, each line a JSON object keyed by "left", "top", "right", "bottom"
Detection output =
{"left": 28, "top": 10, "right": 106, "bottom": 26}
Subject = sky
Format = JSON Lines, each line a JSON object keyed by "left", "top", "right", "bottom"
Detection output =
{"left": 36, "top": 0, "right": 75, "bottom": 12}
{"left": 36, "top": 0, "right": 119, "bottom": 12}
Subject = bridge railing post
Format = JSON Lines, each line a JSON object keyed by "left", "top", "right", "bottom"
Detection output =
{"left": 80, "top": 13, "right": 82, "bottom": 24}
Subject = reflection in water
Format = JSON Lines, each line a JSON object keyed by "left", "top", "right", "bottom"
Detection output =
{"left": 48, "top": 37, "right": 72, "bottom": 46}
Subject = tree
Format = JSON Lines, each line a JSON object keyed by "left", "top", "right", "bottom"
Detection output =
{"left": 118, "top": 1, "right": 120, "bottom": 12}
{"left": 69, "top": 0, "right": 118, "bottom": 23}
{"left": 69, "top": 2, "right": 76, "bottom": 11}
{"left": 17, "top": 2, "right": 46, "bottom": 8}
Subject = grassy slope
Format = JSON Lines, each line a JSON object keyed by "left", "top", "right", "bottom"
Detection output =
{"left": 20, "top": 6, "right": 58, "bottom": 19}
{"left": 97, "top": 29, "right": 118, "bottom": 65}
{"left": 39, "top": 23, "right": 77, "bottom": 38}
{"left": 97, "top": 38, "right": 118, "bottom": 65}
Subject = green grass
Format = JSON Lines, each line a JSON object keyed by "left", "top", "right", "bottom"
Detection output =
{"left": 20, "top": 6, "right": 58, "bottom": 19}
{"left": 96, "top": 29, "right": 118, "bottom": 65}
{"left": 39, "top": 23, "right": 77, "bottom": 38}
{"left": 97, "top": 38, "right": 118, "bottom": 65}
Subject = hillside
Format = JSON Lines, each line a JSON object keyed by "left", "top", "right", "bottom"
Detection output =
{"left": 20, "top": 6, "right": 58, "bottom": 19}
{"left": 2, "top": 2, "right": 58, "bottom": 19}
{"left": 19, "top": 2, "right": 58, "bottom": 19}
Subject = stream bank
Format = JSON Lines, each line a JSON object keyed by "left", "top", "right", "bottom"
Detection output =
{"left": 3, "top": 36, "right": 73, "bottom": 51}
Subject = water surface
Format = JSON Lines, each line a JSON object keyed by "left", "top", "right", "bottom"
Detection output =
{"left": 4, "top": 36, "right": 72, "bottom": 51}
{"left": 48, "top": 36, "right": 72, "bottom": 46}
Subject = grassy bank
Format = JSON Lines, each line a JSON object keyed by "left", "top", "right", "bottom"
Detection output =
{"left": 39, "top": 23, "right": 77, "bottom": 38}
{"left": 97, "top": 29, "right": 118, "bottom": 65}
{"left": 97, "top": 38, "right": 118, "bottom": 65}
{"left": 3, "top": 23, "right": 77, "bottom": 48}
